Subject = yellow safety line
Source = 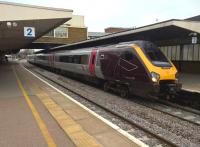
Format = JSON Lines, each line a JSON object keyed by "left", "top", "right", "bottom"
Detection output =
{"left": 13, "top": 67, "right": 56, "bottom": 147}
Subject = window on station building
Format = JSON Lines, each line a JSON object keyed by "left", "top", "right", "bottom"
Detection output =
{"left": 187, "top": 45, "right": 193, "bottom": 61}
{"left": 193, "top": 44, "right": 199, "bottom": 61}
{"left": 167, "top": 46, "right": 172, "bottom": 60}
{"left": 176, "top": 46, "right": 180, "bottom": 61}
{"left": 171, "top": 46, "right": 177, "bottom": 60}
{"left": 160, "top": 44, "right": 200, "bottom": 61}
{"left": 183, "top": 45, "right": 189, "bottom": 61}
{"left": 54, "top": 27, "right": 68, "bottom": 38}
{"left": 44, "top": 30, "right": 54, "bottom": 37}
{"left": 182, "top": 44, "right": 200, "bottom": 61}
{"left": 163, "top": 46, "right": 168, "bottom": 57}
{"left": 43, "top": 25, "right": 68, "bottom": 38}
{"left": 160, "top": 45, "right": 179, "bottom": 61}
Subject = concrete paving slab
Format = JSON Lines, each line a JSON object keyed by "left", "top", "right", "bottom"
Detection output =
{"left": 95, "top": 130, "right": 137, "bottom": 147}
{"left": 77, "top": 116, "right": 112, "bottom": 135}
{"left": 0, "top": 62, "right": 76, "bottom": 147}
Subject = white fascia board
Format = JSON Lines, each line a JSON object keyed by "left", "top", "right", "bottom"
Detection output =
{"left": 173, "top": 20, "right": 200, "bottom": 34}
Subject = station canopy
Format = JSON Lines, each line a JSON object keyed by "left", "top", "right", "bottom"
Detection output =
{"left": 0, "top": 1, "right": 72, "bottom": 54}
{"left": 47, "top": 19, "right": 200, "bottom": 53}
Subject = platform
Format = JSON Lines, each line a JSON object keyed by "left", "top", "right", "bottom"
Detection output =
{"left": 0, "top": 61, "right": 147, "bottom": 147}
{"left": 179, "top": 73, "right": 200, "bottom": 93}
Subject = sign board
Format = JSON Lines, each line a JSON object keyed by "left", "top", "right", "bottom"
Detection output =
{"left": 192, "top": 36, "right": 197, "bottom": 44}
{"left": 24, "top": 27, "right": 35, "bottom": 37}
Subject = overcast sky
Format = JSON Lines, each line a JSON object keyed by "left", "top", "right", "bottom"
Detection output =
{"left": 4, "top": 0, "right": 200, "bottom": 32}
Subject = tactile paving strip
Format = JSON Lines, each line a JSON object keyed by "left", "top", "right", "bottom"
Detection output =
{"left": 32, "top": 83, "right": 102, "bottom": 147}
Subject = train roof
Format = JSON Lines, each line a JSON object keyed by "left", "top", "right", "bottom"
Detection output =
{"left": 33, "top": 40, "right": 152, "bottom": 56}
{"left": 34, "top": 40, "right": 152, "bottom": 55}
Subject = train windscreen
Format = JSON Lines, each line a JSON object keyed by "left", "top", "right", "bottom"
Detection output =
{"left": 142, "top": 43, "right": 172, "bottom": 67}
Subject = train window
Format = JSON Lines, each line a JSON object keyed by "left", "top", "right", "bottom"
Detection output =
{"left": 121, "top": 51, "right": 134, "bottom": 62}
{"left": 73, "top": 55, "right": 81, "bottom": 64}
{"left": 68, "top": 56, "right": 73, "bottom": 63}
{"left": 144, "top": 44, "right": 169, "bottom": 62}
{"left": 55, "top": 56, "right": 59, "bottom": 62}
{"left": 60, "top": 56, "right": 69, "bottom": 63}
{"left": 80, "top": 55, "right": 88, "bottom": 65}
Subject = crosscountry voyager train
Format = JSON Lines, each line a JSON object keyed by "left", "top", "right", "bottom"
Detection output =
{"left": 28, "top": 41, "right": 182, "bottom": 99}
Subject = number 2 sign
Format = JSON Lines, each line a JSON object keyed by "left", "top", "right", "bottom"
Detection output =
{"left": 24, "top": 27, "right": 35, "bottom": 37}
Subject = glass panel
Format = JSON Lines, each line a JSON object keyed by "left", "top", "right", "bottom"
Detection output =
{"left": 171, "top": 46, "right": 176, "bottom": 61}
{"left": 80, "top": 55, "right": 89, "bottom": 65}
{"left": 167, "top": 46, "right": 172, "bottom": 60}
{"left": 121, "top": 51, "right": 134, "bottom": 62}
{"left": 44, "top": 30, "right": 54, "bottom": 37}
{"left": 183, "top": 45, "right": 188, "bottom": 61}
{"left": 193, "top": 44, "right": 199, "bottom": 61}
{"left": 143, "top": 44, "right": 171, "bottom": 67}
{"left": 74, "top": 55, "right": 81, "bottom": 64}
{"left": 160, "top": 47, "right": 167, "bottom": 57}
{"left": 187, "top": 45, "right": 193, "bottom": 61}
{"left": 54, "top": 27, "right": 68, "bottom": 38}
{"left": 176, "top": 46, "right": 180, "bottom": 61}
{"left": 164, "top": 46, "right": 168, "bottom": 57}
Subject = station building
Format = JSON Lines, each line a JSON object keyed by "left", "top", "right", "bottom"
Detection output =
{"left": 0, "top": 1, "right": 87, "bottom": 56}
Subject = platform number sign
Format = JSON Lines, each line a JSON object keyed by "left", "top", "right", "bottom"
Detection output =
{"left": 24, "top": 27, "right": 35, "bottom": 37}
{"left": 192, "top": 36, "right": 197, "bottom": 44}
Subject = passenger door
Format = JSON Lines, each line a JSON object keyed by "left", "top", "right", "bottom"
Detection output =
{"left": 48, "top": 54, "right": 54, "bottom": 67}
{"left": 89, "top": 49, "right": 97, "bottom": 76}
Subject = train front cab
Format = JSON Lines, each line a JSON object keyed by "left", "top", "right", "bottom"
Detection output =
{"left": 132, "top": 42, "right": 182, "bottom": 98}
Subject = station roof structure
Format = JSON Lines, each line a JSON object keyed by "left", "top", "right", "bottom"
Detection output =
{"left": 41, "top": 19, "right": 200, "bottom": 53}
{"left": 0, "top": 1, "right": 72, "bottom": 54}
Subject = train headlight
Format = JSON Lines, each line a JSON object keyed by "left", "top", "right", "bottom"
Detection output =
{"left": 151, "top": 72, "right": 160, "bottom": 82}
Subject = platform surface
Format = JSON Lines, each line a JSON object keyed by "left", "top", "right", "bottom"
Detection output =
{"left": 0, "top": 61, "right": 146, "bottom": 147}
{"left": 179, "top": 73, "right": 200, "bottom": 92}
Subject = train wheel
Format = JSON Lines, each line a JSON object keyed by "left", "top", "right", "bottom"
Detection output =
{"left": 103, "top": 82, "right": 110, "bottom": 92}
{"left": 120, "top": 87, "right": 129, "bottom": 98}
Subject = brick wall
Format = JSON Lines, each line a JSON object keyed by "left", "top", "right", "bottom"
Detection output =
{"left": 105, "top": 27, "right": 130, "bottom": 33}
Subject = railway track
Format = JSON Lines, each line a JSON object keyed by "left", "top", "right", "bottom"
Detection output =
{"left": 23, "top": 62, "right": 200, "bottom": 147}
{"left": 128, "top": 96, "right": 200, "bottom": 127}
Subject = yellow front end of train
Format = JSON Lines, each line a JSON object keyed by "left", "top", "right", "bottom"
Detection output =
{"left": 132, "top": 43, "right": 181, "bottom": 98}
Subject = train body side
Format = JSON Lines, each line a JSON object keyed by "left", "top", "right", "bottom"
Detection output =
{"left": 27, "top": 40, "right": 181, "bottom": 98}
{"left": 97, "top": 46, "right": 152, "bottom": 97}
